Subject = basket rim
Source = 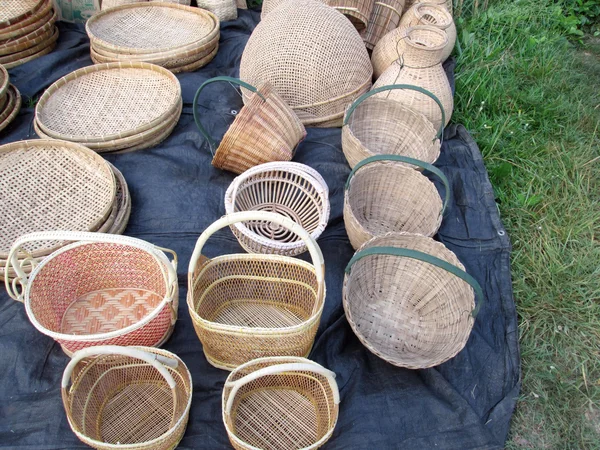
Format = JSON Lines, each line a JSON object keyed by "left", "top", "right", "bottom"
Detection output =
{"left": 2, "top": 39, "right": 55, "bottom": 69}
{"left": 0, "top": 65, "right": 8, "bottom": 99}
{"left": 414, "top": 2, "right": 453, "bottom": 29}
{"left": 0, "top": 83, "right": 20, "bottom": 126}
{"left": 0, "top": 0, "right": 54, "bottom": 41}
{"left": 0, "top": 26, "right": 58, "bottom": 65}
{"left": 0, "top": 22, "right": 56, "bottom": 58}
{"left": 0, "top": 0, "right": 49, "bottom": 33}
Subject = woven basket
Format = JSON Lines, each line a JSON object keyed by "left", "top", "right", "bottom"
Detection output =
{"left": 240, "top": 0, "right": 372, "bottom": 127}
{"left": 343, "top": 232, "right": 483, "bottom": 368}
{"left": 6, "top": 231, "right": 179, "bottom": 356}
{"left": 405, "top": 0, "right": 453, "bottom": 14}
{"left": 224, "top": 162, "right": 330, "bottom": 256}
{"left": 327, "top": 0, "right": 375, "bottom": 30}
{"left": 344, "top": 155, "right": 449, "bottom": 249}
{"left": 223, "top": 356, "right": 340, "bottom": 450}
{"left": 0, "top": 0, "right": 45, "bottom": 28}
{"left": 0, "top": 14, "right": 55, "bottom": 56}
{"left": 0, "top": 65, "right": 8, "bottom": 100}
{"left": 196, "top": 0, "right": 238, "bottom": 21}
{"left": 363, "top": 0, "right": 405, "bottom": 49}
{"left": 187, "top": 211, "right": 326, "bottom": 371}
{"left": 194, "top": 76, "right": 305, "bottom": 174}
{"left": 62, "top": 346, "right": 192, "bottom": 450}
{"left": 0, "top": 27, "right": 58, "bottom": 66}
{"left": 237, "top": 0, "right": 247, "bottom": 8}
{"left": 0, "top": 84, "right": 21, "bottom": 132}
{"left": 0, "top": 0, "right": 53, "bottom": 40}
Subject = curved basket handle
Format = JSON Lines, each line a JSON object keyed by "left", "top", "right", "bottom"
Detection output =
{"left": 5, "top": 231, "right": 177, "bottom": 303}
{"left": 345, "top": 246, "right": 484, "bottom": 318}
{"left": 193, "top": 76, "right": 265, "bottom": 153}
{"left": 224, "top": 362, "right": 340, "bottom": 415}
{"left": 62, "top": 346, "right": 178, "bottom": 390}
{"left": 343, "top": 84, "right": 445, "bottom": 140}
{"left": 345, "top": 154, "right": 450, "bottom": 215}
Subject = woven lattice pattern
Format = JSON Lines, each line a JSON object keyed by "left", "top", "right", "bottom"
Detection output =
{"left": 327, "top": 0, "right": 375, "bottom": 29}
{"left": 343, "top": 233, "right": 475, "bottom": 369}
{"left": 363, "top": 0, "right": 404, "bottom": 49}
{"left": 240, "top": 0, "right": 372, "bottom": 127}
{"left": 0, "top": 0, "right": 43, "bottom": 25}
{"left": 344, "top": 161, "right": 443, "bottom": 249}
{"left": 0, "top": 0, "right": 54, "bottom": 41}
{"left": 0, "top": 27, "right": 58, "bottom": 65}
{"left": 196, "top": 0, "right": 237, "bottom": 21}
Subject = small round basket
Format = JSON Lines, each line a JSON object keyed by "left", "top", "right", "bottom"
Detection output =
{"left": 6, "top": 231, "right": 179, "bottom": 355}
{"left": 62, "top": 346, "right": 192, "bottom": 450}
{"left": 194, "top": 76, "right": 305, "bottom": 174}
{"left": 223, "top": 356, "right": 340, "bottom": 450}
{"left": 342, "top": 84, "right": 443, "bottom": 169}
{"left": 343, "top": 232, "right": 483, "bottom": 369}
{"left": 187, "top": 212, "right": 326, "bottom": 371}
{"left": 224, "top": 162, "right": 330, "bottom": 256}
{"left": 344, "top": 155, "right": 449, "bottom": 249}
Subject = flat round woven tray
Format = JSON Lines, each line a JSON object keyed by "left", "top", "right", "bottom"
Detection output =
{"left": 0, "top": 0, "right": 45, "bottom": 29}
{"left": 0, "top": 139, "right": 116, "bottom": 259}
{"left": 0, "top": 27, "right": 58, "bottom": 64}
{"left": 35, "top": 62, "right": 181, "bottom": 143}
{"left": 0, "top": 64, "right": 8, "bottom": 99}
{"left": 0, "top": 0, "right": 54, "bottom": 41}
{"left": 0, "top": 84, "right": 21, "bottom": 132}
{"left": 0, "top": 12, "right": 56, "bottom": 56}
{"left": 2, "top": 39, "right": 55, "bottom": 69}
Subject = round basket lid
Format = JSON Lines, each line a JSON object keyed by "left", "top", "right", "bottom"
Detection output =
{"left": 0, "top": 140, "right": 117, "bottom": 258}
{"left": 35, "top": 62, "right": 181, "bottom": 143}
{"left": 0, "top": 0, "right": 45, "bottom": 29}
{"left": 86, "top": 3, "right": 218, "bottom": 55}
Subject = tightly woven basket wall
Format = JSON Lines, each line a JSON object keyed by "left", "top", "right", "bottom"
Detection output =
{"left": 342, "top": 84, "right": 443, "bottom": 168}
{"left": 240, "top": 0, "right": 372, "bottom": 127}
{"left": 6, "top": 231, "right": 179, "bottom": 356}
{"left": 62, "top": 346, "right": 192, "bottom": 450}
{"left": 196, "top": 0, "right": 238, "bottom": 21}
{"left": 223, "top": 357, "right": 340, "bottom": 450}
{"left": 194, "top": 76, "right": 305, "bottom": 174}
{"left": 187, "top": 212, "right": 326, "bottom": 371}
{"left": 405, "top": 0, "right": 453, "bottom": 15}
{"left": 363, "top": 0, "right": 405, "bottom": 49}
{"left": 344, "top": 155, "right": 449, "bottom": 249}
{"left": 326, "top": 0, "right": 376, "bottom": 30}
{"left": 102, "top": 0, "right": 192, "bottom": 9}
{"left": 224, "top": 162, "right": 330, "bottom": 256}
{"left": 343, "top": 232, "right": 482, "bottom": 368}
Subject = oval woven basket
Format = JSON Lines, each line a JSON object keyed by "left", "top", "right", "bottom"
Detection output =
{"left": 6, "top": 231, "right": 179, "bottom": 356}
{"left": 0, "top": 27, "right": 58, "bottom": 65}
{"left": 62, "top": 346, "right": 192, "bottom": 450}
{"left": 363, "top": 0, "right": 405, "bottom": 49}
{"left": 194, "top": 76, "right": 305, "bottom": 174}
{"left": 224, "top": 162, "right": 330, "bottom": 256}
{"left": 240, "top": 0, "right": 372, "bottom": 127}
{"left": 342, "top": 84, "right": 443, "bottom": 169}
{"left": 344, "top": 155, "right": 449, "bottom": 249}
{"left": 223, "top": 356, "right": 340, "bottom": 450}
{"left": 187, "top": 211, "right": 326, "bottom": 371}
{"left": 343, "top": 232, "right": 483, "bottom": 368}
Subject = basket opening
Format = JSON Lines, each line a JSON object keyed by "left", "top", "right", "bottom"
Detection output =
{"left": 417, "top": 8, "right": 451, "bottom": 28}
{"left": 406, "top": 28, "right": 447, "bottom": 49}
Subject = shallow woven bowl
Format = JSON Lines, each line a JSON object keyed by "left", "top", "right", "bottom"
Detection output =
{"left": 343, "top": 232, "right": 478, "bottom": 369}
{"left": 62, "top": 346, "right": 192, "bottom": 450}
{"left": 327, "top": 0, "right": 375, "bottom": 30}
{"left": 223, "top": 356, "right": 340, "bottom": 450}
{"left": 0, "top": 0, "right": 45, "bottom": 28}
{"left": 225, "top": 162, "right": 330, "bottom": 256}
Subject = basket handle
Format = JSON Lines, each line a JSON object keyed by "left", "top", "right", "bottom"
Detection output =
{"left": 343, "top": 84, "right": 445, "bottom": 140}
{"left": 5, "top": 231, "right": 178, "bottom": 303}
{"left": 345, "top": 247, "right": 484, "bottom": 318}
{"left": 62, "top": 346, "right": 179, "bottom": 390}
{"left": 224, "top": 362, "right": 340, "bottom": 415}
{"left": 193, "top": 76, "right": 265, "bottom": 153}
{"left": 345, "top": 154, "right": 450, "bottom": 215}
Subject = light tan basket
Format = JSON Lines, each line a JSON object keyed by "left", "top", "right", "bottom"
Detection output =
{"left": 2, "top": 40, "right": 56, "bottom": 69}
{"left": 196, "top": 0, "right": 238, "bottom": 21}
{"left": 5, "top": 231, "right": 179, "bottom": 356}
{"left": 0, "top": 0, "right": 45, "bottom": 28}
{"left": 0, "top": 14, "right": 55, "bottom": 56}
{"left": 0, "top": 0, "right": 54, "bottom": 41}
{"left": 224, "top": 162, "right": 330, "bottom": 256}
{"left": 343, "top": 232, "right": 483, "bottom": 368}
{"left": 0, "top": 65, "right": 8, "bottom": 100}
{"left": 342, "top": 84, "right": 443, "bottom": 168}
{"left": 363, "top": 0, "right": 405, "bottom": 49}
{"left": 0, "top": 27, "right": 58, "bottom": 66}
{"left": 187, "top": 211, "right": 326, "bottom": 371}
{"left": 223, "top": 356, "right": 340, "bottom": 450}
{"left": 343, "top": 155, "right": 449, "bottom": 249}
{"left": 405, "top": 0, "right": 453, "bottom": 15}
{"left": 62, "top": 346, "right": 192, "bottom": 450}
{"left": 240, "top": 0, "right": 372, "bottom": 127}
{"left": 0, "top": 84, "right": 21, "bottom": 132}
{"left": 194, "top": 76, "right": 305, "bottom": 174}
{"left": 327, "top": 0, "right": 375, "bottom": 30}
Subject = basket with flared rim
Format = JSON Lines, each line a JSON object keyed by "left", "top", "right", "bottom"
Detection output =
{"left": 223, "top": 356, "right": 340, "bottom": 450}
{"left": 343, "top": 232, "right": 484, "bottom": 369}
{"left": 194, "top": 76, "right": 305, "bottom": 174}
{"left": 62, "top": 346, "right": 192, "bottom": 450}
{"left": 342, "top": 84, "right": 444, "bottom": 169}
{"left": 6, "top": 231, "right": 179, "bottom": 356}
{"left": 363, "top": 0, "right": 405, "bottom": 49}
{"left": 344, "top": 154, "right": 449, "bottom": 250}
{"left": 224, "top": 162, "right": 330, "bottom": 256}
{"left": 187, "top": 211, "right": 326, "bottom": 371}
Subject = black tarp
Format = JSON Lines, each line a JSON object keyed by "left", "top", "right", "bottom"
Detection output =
{"left": 0, "top": 11, "right": 520, "bottom": 449}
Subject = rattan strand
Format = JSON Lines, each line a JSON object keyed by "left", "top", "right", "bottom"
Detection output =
{"left": 0, "top": 83, "right": 21, "bottom": 132}
{"left": 196, "top": 0, "right": 238, "bottom": 21}
{"left": 0, "top": 0, "right": 54, "bottom": 41}
{"left": 0, "top": 0, "right": 45, "bottom": 29}
{"left": 363, "top": 0, "right": 405, "bottom": 49}
{"left": 0, "top": 27, "right": 58, "bottom": 64}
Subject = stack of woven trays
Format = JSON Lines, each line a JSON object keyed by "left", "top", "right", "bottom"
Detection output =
{"left": 86, "top": 2, "right": 220, "bottom": 74}
{"left": 33, "top": 62, "right": 182, "bottom": 153}
{"left": 0, "top": 0, "right": 58, "bottom": 69}
{"left": 0, "top": 64, "right": 21, "bottom": 134}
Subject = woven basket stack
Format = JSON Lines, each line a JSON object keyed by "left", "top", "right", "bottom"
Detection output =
{"left": 0, "top": 64, "right": 21, "bottom": 134}
{"left": 0, "top": 0, "right": 58, "bottom": 69}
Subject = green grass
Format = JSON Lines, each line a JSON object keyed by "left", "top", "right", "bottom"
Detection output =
{"left": 453, "top": 0, "right": 600, "bottom": 447}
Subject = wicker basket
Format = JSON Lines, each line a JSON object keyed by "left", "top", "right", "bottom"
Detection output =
{"left": 6, "top": 231, "right": 179, "bottom": 356}
{"left": 187, "top": 211, "right": 326, "bottom": 371}
{"left": 327, "top": 0, "right": 375, "bottom": 30}
{"left": 241, "top": 0, "right": 372, "bottom": 127}
{"left": 224, "top": 162, "right": 330, "bottom": 256}
{"left": 102, "top": 0, "right": 193, "bottom": 9}
{"left": 363, "top": 0, "right": 405, "bottom": 49}
{"left": 223, "top": 356, "right": 340, "bottom": 450}
{"left": 62, "top": 346, "right": 192, "bottom": 450}
{"left": 196, "top": 0, "right": 238, "bottom": 21}
{"left": 194, "top": 76, "right": 305, "bottom": 174}
{"left": 0, "top": 83, "right": 21, "bottom": 132}
{"left": 344, "top": 155, "right": 449, "bottom": 249}
{"left": 0, "top": 0, "right": 46, "bottom": 28}
{"left": 0, "top": 0, "right": 53, "bottom": 41}
{"left": 237, "top": 0, "right": 247, "bottom": 8}
{"left": 405, "top": 0, "right": 453, "bottom": 15}
{"left": 343, "top": 232, "right": 483, "bottom": 368}
{"left": 342, "top": 84, "right": 443, "bottom": 169}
